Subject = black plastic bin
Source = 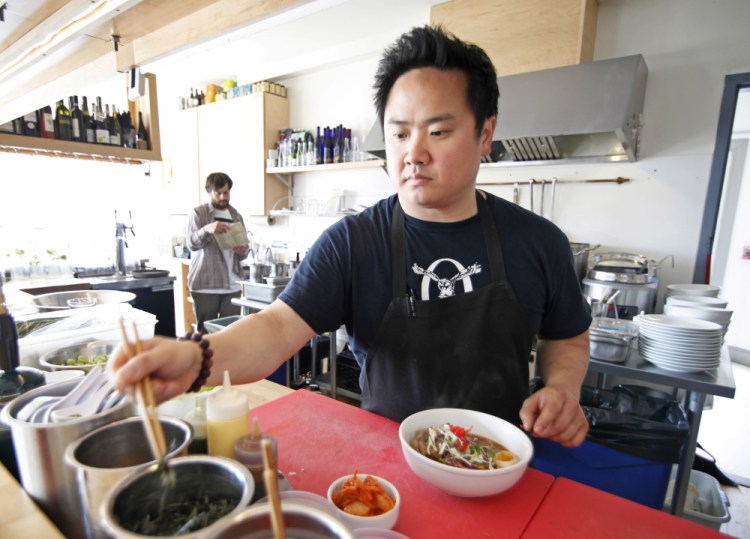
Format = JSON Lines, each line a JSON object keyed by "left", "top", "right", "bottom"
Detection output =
{"left": 533, "top": 383, "right": 690, "bottom": 508}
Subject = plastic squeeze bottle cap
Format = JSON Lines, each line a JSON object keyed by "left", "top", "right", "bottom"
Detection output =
{"left": 206, "top": 370, "right": 248, "bottom": 420}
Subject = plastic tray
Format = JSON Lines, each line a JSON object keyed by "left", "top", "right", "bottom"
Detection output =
{"left": 18, "top": 303, "right": 156, "bottom": 368}
{"left": 663, "top": 469, "right": 731, "bottom": 530}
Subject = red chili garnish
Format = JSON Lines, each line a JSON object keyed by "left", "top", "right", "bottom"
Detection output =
{"left": 449, "top": 424, "right": 473, "bottom": 452}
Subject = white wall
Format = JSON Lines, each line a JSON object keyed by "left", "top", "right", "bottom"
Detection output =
{"left": 206, "top": 0, "right": 750, "bottom": 310}
{"left": 4, "top": 0, "right": 750, "bottom": 294}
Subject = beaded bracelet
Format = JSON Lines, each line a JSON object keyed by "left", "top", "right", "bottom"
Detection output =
{"left": 178, "top": 332, "right": 214, "bottom": 392}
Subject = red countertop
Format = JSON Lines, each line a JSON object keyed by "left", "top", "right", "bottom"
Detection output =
{"left": 250, "top": 389, "right": 554, "bottom": 538}
{"left": 521, "top": 477, "right": 732, "bottom": 539}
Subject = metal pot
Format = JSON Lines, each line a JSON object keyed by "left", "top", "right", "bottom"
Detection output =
{"left": 570, "top": 242, "right": 600, "bottom": 282}
{"left": 65, "top": 416, "right": 193, "bottom": 538}
{"left": 583, "top": 277, "right": 659, "bottom": 318}
{"left": 206, "top": 501, "right": 355, "bottom": 539}
{"left": 0, "top": 377, "right": 133, "bottom": 538}
{"left": 101, "top": 455, "right": 254, "bottom": 538}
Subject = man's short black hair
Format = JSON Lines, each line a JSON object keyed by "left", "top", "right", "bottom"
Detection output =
{"left": 205, "top": 172, "right": 233, "bottom": 192}
{"left": 373, "top": 25, "right": 499, "bottom": 138}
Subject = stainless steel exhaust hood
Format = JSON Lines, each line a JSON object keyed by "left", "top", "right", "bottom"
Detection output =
{"left": 494, "top": 54, "right": 647, "bottom": 164}
{"left": 363, "top": 54, "right": 648, "bottom": 166}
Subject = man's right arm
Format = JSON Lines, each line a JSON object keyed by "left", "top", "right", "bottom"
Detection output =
{"left": 109, "top": 299, "right": 316, "bottom": 402}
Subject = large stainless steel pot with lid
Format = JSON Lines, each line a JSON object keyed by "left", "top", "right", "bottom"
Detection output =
{"left": 583, "top": 252, "right": 672, "bottom": 318}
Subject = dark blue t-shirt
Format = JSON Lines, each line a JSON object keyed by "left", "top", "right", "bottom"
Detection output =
{"left": 279, "top": 192, "right": 591, "bottom": 368}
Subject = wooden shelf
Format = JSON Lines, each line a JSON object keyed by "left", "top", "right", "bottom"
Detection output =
{"left": 0, "top": 73, "right": 162, "bottom": 165}
{"left": 0, "top": 132, "right": 161, "bottom": 164}
{"left": 267, "top": 159, "right": 384, "bottom": 174}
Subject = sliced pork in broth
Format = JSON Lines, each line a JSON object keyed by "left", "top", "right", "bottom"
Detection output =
{"left": 410, "top": 423, "right": 519, "bottom": 470}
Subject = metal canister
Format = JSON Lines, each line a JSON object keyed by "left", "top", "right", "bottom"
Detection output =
{"left": 0, "top": 378, "right": 133, "bottom": 538}
{"left": 65, "top": 416, "right": 193, "bottom": 538}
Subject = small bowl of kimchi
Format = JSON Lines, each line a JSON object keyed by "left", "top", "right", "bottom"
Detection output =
{"left": 326, "top": 472, "right": 400, "bottom": 530}
{"left": 398, "top": 408, "right": 533, "bottom": 497}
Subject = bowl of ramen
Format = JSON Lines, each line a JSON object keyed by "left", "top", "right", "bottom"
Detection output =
{"left": 398, "top": 408, "right": 533, "bottom": 497}
{"left": 327, "top": 472, "right": 400, "bottom": 530}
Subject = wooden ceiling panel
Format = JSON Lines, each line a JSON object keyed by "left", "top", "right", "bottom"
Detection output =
{"left": 0, "top": 0, "right": 313, "bottom": 123}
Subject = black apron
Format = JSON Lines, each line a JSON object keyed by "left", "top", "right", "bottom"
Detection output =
{"left": 361, "top": 191, "right": 536, "bottom": 423}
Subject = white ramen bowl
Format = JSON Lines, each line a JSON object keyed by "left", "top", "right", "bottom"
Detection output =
{"left": 666, "top": 295, "right": 729, "bottom": 309}
{"left": 665, "top": 284, "right": 721, "bottom": 297}
{"left": 398, "top": 408, "right": 532, "bottom": 497}
{"left": 663, "top": 304, "right": 733, "bottom": 324}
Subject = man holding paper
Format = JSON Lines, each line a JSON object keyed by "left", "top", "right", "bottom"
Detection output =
{"left": 187, "top": 172, "right": 250, "bottom": 332}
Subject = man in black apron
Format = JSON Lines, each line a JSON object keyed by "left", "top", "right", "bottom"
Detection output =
{"left": 110, "top": 26, "right": 591, "bottom": 448}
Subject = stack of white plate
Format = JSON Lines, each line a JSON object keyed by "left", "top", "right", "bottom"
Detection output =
{"left": 636, "top": 314, "right": 723, "bottom": 373}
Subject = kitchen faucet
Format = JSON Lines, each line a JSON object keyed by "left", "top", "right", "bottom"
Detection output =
{"left": 115, "top": 210, "right": 135, "bottom": 276}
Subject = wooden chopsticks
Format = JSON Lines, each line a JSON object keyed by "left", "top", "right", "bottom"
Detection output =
{"left": 118, "top": 319, "right": 167, "bottom": 461}
{"left": 262, "top": 438, "right": 286, "bottom": 539}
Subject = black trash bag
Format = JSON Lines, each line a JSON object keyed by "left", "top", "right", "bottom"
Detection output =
{"left": 529, "top": 379, "right": 690, "bottom": 463}
{"left": 581, "top": 384, "right": 690, "bottom": 463}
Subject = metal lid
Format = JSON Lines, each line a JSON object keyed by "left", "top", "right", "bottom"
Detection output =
{"left": 588, "top": 252, "right": 654, "bottom": 283}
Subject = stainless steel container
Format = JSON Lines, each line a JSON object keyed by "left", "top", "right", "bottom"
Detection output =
{"left": 207, "top": 501, "right": 356, "bottom": 539}
{"left": 65, "top": 416, "right": 193, "bottom": 538}
{"left": 31, "top": 290, "right": 136, "bottom": 311}
{"left": 101, "top": 455, "right": 254, "bottom": 538}
{"left": 0, "top": 377, "right": 133, "bottom": 538}
{"left": 583, "top": 277, "right": 659, "bottom": 318}
{"left": 570, "top": 242, "right": 599, "bottom": 282}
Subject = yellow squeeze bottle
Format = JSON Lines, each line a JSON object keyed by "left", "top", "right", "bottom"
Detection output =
{"left": 206, "top": 370, "right": 249, "bottom": 458}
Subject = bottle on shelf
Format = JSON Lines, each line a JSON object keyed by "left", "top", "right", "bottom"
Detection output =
{"left": 315, "top": 126, "right": 323, "bottom": 165}
{"left": 323, "top": 127, "right": 333, "bottom": 164}
{"left": 21, "top": 111, "right": 39, "bottom": 137}
{"left": 94, "top": 97, "right": 110, "bottom": 144}
{"left": 109, "top": 105, "right": 122, "bottom": 147}
{"left": 120, "top": 110, "right": 134, "bottom": 148}
{"left": 37, "top": 105, "right": 54, "bottom": 139}
{"left": 333, "top": 125, "right": 342, "bottom": 164}
{"left": 82, "top": 96, "right": 95, "bottom": 144}
{"left": 70, "top": 96, "right": 84, "bottom": 142}
{"left": 135, "top": 110, "right": 149, "bottom": 150}
{"left": 54, "top": 99, "right": 73, "bottom": 141}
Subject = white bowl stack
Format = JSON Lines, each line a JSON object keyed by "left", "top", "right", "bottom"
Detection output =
{"left": 663, "top": 283, "right": 732, "bottom": 335}
{"left": 636, "top": 314, "right": 723, "bottom": 373}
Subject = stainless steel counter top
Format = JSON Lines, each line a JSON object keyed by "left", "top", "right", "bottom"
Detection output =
{"left": 589, "top": 343, "right": 735, "bottom": 518}
{"left": 589, "top": 343, "right": 736, "bottom": 398}
{"left": 87, "top": 274, "right": 176, "bottom": 291}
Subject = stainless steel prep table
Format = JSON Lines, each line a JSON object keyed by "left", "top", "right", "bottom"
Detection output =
{"left": 588, "top": 345, "right": 735, "bottom": 517}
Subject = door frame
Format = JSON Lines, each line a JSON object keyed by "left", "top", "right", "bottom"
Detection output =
{"left": 694, "top": 72, "right": 750, "bottom": 283}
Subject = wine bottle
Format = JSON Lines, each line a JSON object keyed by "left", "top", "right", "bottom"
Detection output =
{"left": 121, "top": 110, "right": 134, "bottom": 148}
{"left": 54, "top": 99, "right": 73, "bottom": 140}
{"left": 109, "top": 105, "right": 122, "bottom": 146}
{"left": 94, "top": 97, "right": 110, "bottom": 144}
{"left": 0, "top": 275, "right": 45, "bottom": 401}
{"left": 70, "top": 96, "right": 84, "bottom": 142}
{"left": 38, "top": 105, "right": 54, "bottom": 139}
{"left": 21, "top": 111, "right": 39, "bottom": 137}
{"left": 82, "top": 96, "right": 95, "bottom": 143}
{"left": 135, "top": 111, "right": 149, "bottom": 150}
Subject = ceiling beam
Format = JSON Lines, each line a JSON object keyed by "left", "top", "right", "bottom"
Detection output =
{"left": 0, "top": 0, "right": 313, "bottom": 124}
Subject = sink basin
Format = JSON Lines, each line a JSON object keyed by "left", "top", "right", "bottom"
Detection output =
{"left": 239, "top": 281, "right": 287, "bottom": 303}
